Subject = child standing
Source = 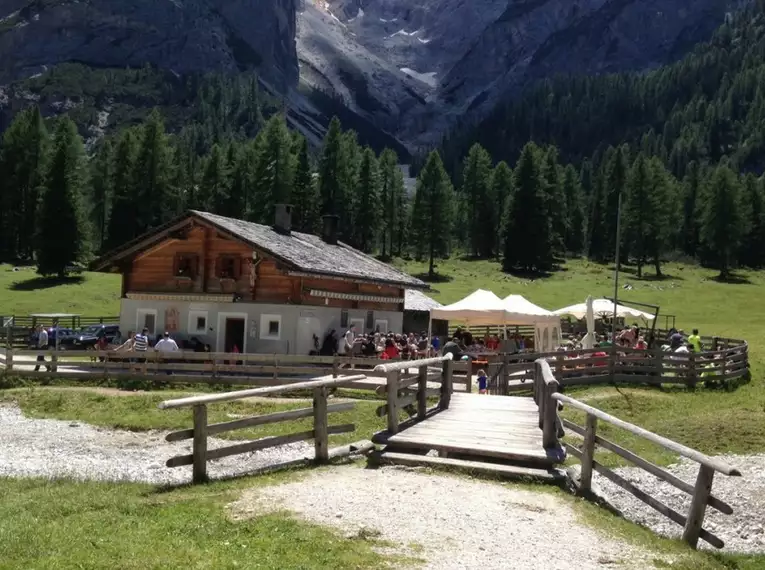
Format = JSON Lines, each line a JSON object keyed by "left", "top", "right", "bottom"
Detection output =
{"left": 477, "top": 369, "right": 488, "bottom": 394}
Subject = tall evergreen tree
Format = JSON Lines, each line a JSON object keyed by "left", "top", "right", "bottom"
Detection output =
{"left": 378, "top": 148, "right": 399, "bottom": 257}
{"left": 89, "top": 138, "right": 113, "bottom": 252}
{"left": 681, "top": 161, "right": 703, "bottom": 257}
{"left": 0, "top": 107, "right": 48, "bottom": 261}
{"left": 201, "top": 144, "right": 230, "bottom": 214}
{"left": 411, "top": 151, "right": 453, "bottom": 278}
{"left": 542, "top": 146, "right": 567, "bottom": 256}
{"left": 503, "top": 143, "right": 552, "bottom": 272}
{"left": 338, "top": 130, "right": 361, "bottom": 238}
{"left": 35, "top": 118, "right": 90, "bottom": 277}
{"left": 291, "top": 136, "right": 319, "bottom": 233}
{"left": 699, "top": 163, "right": 745, "bottom": 279}
{"left": 351, "top": 147, "right": 380, "bottom": 252}
{"left": 251, "top": 114, "right": 294, "bottom": 223}
{"left": 461, "top": 143, "right": 495, "bottom": 257}
{"left": 491, "top": 161, "right": 514, "bottom": 257}
{"left": 132, "top": 109, "right": 173, "bottom": 232}
{"left": 739, "top": 173, "right": 765, "bottom": 267}
{"left": 105, "top": 129, "right": 140, "bottom": 250}
{"left": 562, "top": 164, "right": 585, "bottom": 254}
{"left": 224, "top": 143, "right": 252, "bottom": 218}
{"left": 602, "top": 145, "right": 628, "bottom": 264}
{"left": 317, "top": 117, "right": 344, "bottom": 217}
{"left": 392, "top": 166, "right": 409, "bottom": 257}
{"left": 587, "top": 167, "right": 608, "bottom": 261}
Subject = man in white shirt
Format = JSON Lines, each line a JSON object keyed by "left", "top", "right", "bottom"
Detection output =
{"left": 154, "top": 332, "right": 179, "bottom": 375}
{"left": 34, "top": 325, "right": 49, "bottom": 372}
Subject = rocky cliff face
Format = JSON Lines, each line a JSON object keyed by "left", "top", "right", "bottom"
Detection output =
{"left": 0, "top": 0, "right": 299, "bottom": 89}
{"left": 299, "top": 0, "right": 741, "bottom": 146}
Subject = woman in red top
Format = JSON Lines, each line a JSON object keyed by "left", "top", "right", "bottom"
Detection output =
{"left": 383, "top": 339, "right": 400, "bottom": 360}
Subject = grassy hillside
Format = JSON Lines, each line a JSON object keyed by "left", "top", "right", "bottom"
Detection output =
{"left": 0, "top": 265, "right": 120, "bottom": 316}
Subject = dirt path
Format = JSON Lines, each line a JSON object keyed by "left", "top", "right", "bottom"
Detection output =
{"left": 229, "top": 465, "right": 664, "bottom": 570}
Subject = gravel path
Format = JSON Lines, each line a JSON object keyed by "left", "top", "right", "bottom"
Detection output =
{"left": 229, "top": 465, "right": 660, "bottom": 570}
{"left": 589, "top": 454, "right": 765, "bottom": 553}
{"left": 0, "top": 404, "right": 313, "bottom": 485}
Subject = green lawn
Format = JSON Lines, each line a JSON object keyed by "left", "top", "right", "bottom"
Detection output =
{"left": 0, "top": 474, "right": 394, "bottom": 570}
{"left": 0, "top": 264, "right": 120, "bottom": 316}
{"left": 0, "top": 387, "right": 391, "bottom": 446}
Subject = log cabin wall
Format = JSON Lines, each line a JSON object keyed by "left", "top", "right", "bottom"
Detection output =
{"left": 128, "top": 225, "right": 253, "bottom": 298}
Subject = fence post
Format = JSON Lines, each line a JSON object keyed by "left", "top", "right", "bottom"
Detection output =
{"left": 313, "top": 386, "right": 329, "bottom": 463}
{"left": 192, "top": 404, "right": 208, "bottom": 484}
{"left": 682, "top": 465, "right": 715, "bottom": 548}
{"left": 654, "top": 349, "right": 663, "bottom": 380}
{"left": 580, "top": 413, "right": 598, "bottom": 492}
{"left": 440, "top": 358, "right": 453, "bottom": 409}
{"left": 332, "top": 356, "right": 339, "bottom": 378}
{"left": 501, "top": 352, "right": 510, "bottom": 395}
{"left": 542, "top": 379, "right": 559, "bottom": 448}
{"left": 465, "top": 361, "right": 473, "bottom": 394}
{"left": 688, "top": 353, "right": 697, "bottom": 388}
{"left": 5, "top": 326, "right": 13, "bottom": 372}
{"left": 417, "top": 364, "right": 428, "bottom": 420}
{"left": 607, "top": 345, "right": 616, "bottom": 380}
{"left": 386, "top": 370, "right": 399, "bottom": 433}
{"left": 535, "top": 361, "right": 545, "bottom": 429}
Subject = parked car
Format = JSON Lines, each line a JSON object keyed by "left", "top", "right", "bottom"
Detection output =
{"left": 59, "top": 324, "right": 121, "bottom": 350}
{"left": 46, "top": 327, "right": 77, "bottom": 347}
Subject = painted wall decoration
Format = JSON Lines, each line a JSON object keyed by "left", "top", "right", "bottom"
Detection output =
{"left": 165, "top": 307, "right": 180, "bottom": 332}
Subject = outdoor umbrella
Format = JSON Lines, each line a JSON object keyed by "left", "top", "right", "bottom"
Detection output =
{"left": 582, "top": 295, "right": 597, "bottom": 349}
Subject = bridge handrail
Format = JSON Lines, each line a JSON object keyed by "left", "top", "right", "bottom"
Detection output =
{"left": 552, "top": 392, "right": 740, "bottom": 477}
{"left": 158, "top": 374, "right": 366, "bottom": 409}
{"left": 374, "top": 353, "right": 453, "bottom": 373}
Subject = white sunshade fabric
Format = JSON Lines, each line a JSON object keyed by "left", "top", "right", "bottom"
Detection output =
{"left": 430, "top": 289, "right": 509, "bottom": 326}
{"left": 552, "top": 298, "right": 655, "bottom": 320}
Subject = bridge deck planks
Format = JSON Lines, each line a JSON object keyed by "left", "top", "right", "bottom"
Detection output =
{"left": 387, "top": 392, "right": 563, "bottom": 466}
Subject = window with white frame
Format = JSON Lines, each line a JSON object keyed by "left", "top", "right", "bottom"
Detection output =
{"left": 188, "top": 310, "right": 208, "bottom": 334}
{"left": 374, "top": 319, "right": 389, "bottom": 334}
{"left": 136, "top": 309, "right": 157, "bottom": 335}
{"left": 260, "top": 314, "right": 282, "bottom": 340}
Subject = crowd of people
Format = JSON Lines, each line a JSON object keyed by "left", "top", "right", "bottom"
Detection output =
{"left": 557, "top": 325, "right": 705, "bottom": 354}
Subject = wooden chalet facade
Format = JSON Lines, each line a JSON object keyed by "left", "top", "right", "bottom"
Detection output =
{"left": 93, "top": 207, "right": 427, "bottom": 354}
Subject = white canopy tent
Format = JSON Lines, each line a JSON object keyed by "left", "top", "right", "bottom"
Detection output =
{"left": 428, "top": 289, "right": 562, "bottom": 352}
{"left": 552, "top": 299, "right": 655, "bottom": 321}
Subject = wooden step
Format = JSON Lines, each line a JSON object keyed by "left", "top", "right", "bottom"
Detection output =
{"left": 372, "top": 451, "right": 565, "bottom": 483}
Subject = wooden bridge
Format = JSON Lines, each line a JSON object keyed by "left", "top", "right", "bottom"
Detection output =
{"left": 370, "top": 356, "right": 567, "bottom": 482}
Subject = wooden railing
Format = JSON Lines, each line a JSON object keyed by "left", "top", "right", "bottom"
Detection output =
{"left": 488, "top": 341, "right": 748, "bottom": 392}
{"left": 534, "top": 360, "right": 741, "bottom": 549}
{"left": 373, "top": 354, "right": 455, "bottom": 436}
{"left": 0, "top": 347, "right": 471, "bottom": 389}
{"left": 532, "top": 360, "right": 562, "bottom": 449}
{"left": 158, "top": 374, "right": 370, "bottom": 483}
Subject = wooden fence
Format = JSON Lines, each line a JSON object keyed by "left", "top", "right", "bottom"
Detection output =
{"left": 371, "top": 354, "right": 455, "bottom": 436}
{"left": 488, "top": 340, "right": 748, "bottom": 393}
{"left": 158, "top": 375, "right": 372, "bottom": 483}
{"left": 0, "top": 346, "right": 471, "bottom": 392}
{"left": 533, "top": 359, "right": 741, "bottom": 549}
{"left": 2, "top": 316, "right": 119, "bottom": 348}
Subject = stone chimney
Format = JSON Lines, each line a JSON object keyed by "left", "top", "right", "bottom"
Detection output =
{"left": 273, "top": 204, "right": 292, "bottom": 235}
{"left": 321, "top": 214, "right": 339, "bottom": 245}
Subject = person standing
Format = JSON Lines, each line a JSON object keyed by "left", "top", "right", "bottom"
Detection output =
{"left": 688, "top": 328, "right": 702, "bottom": 353}
{"left": 34, "top": 325, "right": 49, "bottom": 372}
{"left": 154, "top": 331, "right": 179, "bottom": 375}
{"left": 133, "top": 327, "right": 150, "bottom": 372}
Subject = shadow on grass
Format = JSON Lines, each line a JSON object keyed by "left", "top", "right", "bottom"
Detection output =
{"left": 503, "top": 267, "right": 556, "bottom": 279}
{"left": 635, "top": 273, "right": 685, "bottom": 282}
{"left": 10, "top": 275, "right": 85, "bottom": 291}
{"left": 710, "top": 273, "right": 752, "bottom": 285}
{"left": 412, "top": 272, "right": 453, "bottom": 284}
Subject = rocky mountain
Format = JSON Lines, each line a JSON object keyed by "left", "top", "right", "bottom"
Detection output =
{"left": 0, "top": 0, "right": 298, "bottom": 90}
{"left": 298, "top": 0, "right": 743, "bottom": 146}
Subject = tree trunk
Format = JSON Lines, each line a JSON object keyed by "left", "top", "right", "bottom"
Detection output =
{"left": 636, "top": 259, "right": 642, "bottom": 279}
{"left": 654, "top": 256, "right": 662, "bottom": 278}
{"left": 428, "top": 239, "right": 435, "bottom": 279}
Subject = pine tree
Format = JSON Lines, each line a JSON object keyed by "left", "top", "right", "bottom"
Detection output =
{"left": 681, "top": 161, "right": 702, "bottom": 257}
{"left": 132, "top": 109, "right": 173, "bottom": 232}
{"left": 338, "top": 130, "right": 361, "bottom": 238}
{"left": 35, "top": 118, "right": 90, "bottom": 277}
{"left": 624, "top": 154, "right": 651, "bottom": 277}
{"left": 251, "top": 115, "right": 294, "bottom": 223}
{"left": 352, "top": 147, "right": 380, "bottom": 252}
{"left": 0, "top": 107, "right": 48, "bottom": 261}
{"left": 411, "top": 151, "right": 453, "bottom": 278}
{"left": 461, "top": 143, "right": 495, "bottom": 257}
{"left": 291, "top": 136, "right": 319, "bottom": 233}
{"left": 392, "top": 166, "right": 409, "bottom": 257}
{"left": 739, "top": 173, "right": 765, "bottom": 267}
{"left": 378, "top": 148, "right": 399, "bottom": 257}
{"left": 602, "top": 145, "right": 628, "bottom": 264}
{"left": 587, "top": 171, "right": 608, "bottom": 261}
{"left": 562, "top": 164, "right": 585, "bottom": 254}
{"left": 699, "top": 163, "right": 744, "bottom": 279}
{"left": 503, "top": 143, "right": 552, "bottom": 272}
{"left": 105, "top": 129, "right": 140, "bottom": 251}
{"left": 201, "top": 144, "right": 230, "bottom": 214}
{"left": 89, "top": 138, "right": 113, "bottom": 252}
{"left": 318, "top": 117, "right": 344, "bottom": 217}
{"left": 491, "top": 161, "right": 514, "bottom": 257}
{"left": 224, "top": 143, "right": 252, "bottom": 218}
{"left": 542, "top": 146, "right": 567, "bottom": 256}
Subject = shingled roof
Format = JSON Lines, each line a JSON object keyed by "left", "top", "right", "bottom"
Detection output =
{"left": 93, "top": 210, "right": 427, "bottom": 289}
{"left": 405, "top": 289, "right": 443, "bottom": 312}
